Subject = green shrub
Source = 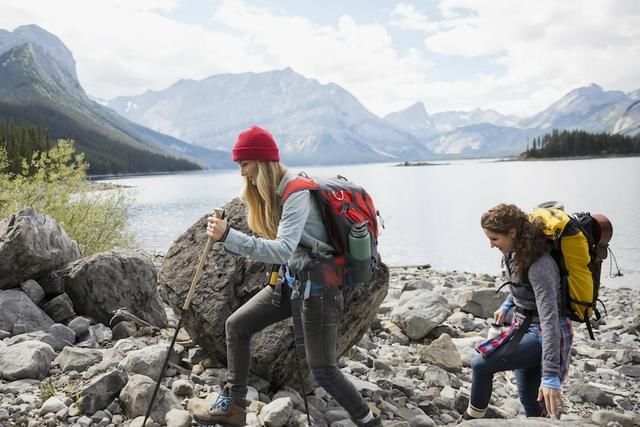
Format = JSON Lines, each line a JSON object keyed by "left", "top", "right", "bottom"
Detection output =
{"left": 0, "top": 139, "right": 136, "bottom": 255}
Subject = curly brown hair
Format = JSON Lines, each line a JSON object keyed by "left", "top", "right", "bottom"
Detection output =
{"left": 481, "top": 203, "right": 547, "bottom": 280}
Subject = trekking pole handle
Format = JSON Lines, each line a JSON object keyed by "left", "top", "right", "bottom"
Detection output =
{"left": 183, "top": 208, "right": 225, "bottom": 311}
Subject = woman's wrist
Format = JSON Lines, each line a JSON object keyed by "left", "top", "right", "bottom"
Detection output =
{"left": 221, "top": 223, "right": 231, "bottom": 242}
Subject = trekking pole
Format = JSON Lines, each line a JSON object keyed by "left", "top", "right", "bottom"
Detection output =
{"left": 142, "top": 208, "right": 225, "bottom": 426}
{"left": 293, "top": 342, "right": 312, "bottom": 426}
{"left": 290, "top": 297, "right": 312, "bottom": 426}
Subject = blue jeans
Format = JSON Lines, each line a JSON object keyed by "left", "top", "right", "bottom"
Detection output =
{"left": 470, "top": 332, "right": 543, "bottom": 417}
{"left": 224, "top": 284, "right": 369, "bottom": 420}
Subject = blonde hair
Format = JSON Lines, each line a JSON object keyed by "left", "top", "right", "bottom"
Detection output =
{"left": 242, "top": 161, "right": 287, "bottom": 239}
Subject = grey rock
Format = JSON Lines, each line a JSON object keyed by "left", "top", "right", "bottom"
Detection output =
{"left": 39, "top": 396, "right": 66, "bottom": 415}
{"left": 4, "top": 331, "right": 63, "bottom": 352}
{"left": 67, "top": 316, "right": 92, "bottom": 339}
{"left": 324, "top": 408, "right": 350, "bottom": 423}
{"left": 272, "top": 386, "right": 305, "bottom": 412}
{"left": 20, "top": 279, "right": 45, "bottom": 304}
{"left": 78, "top": 370, "right": 128, "bottom": 414}
{"left": 118, "top": 344, "right": 168, "bottom": 380}
{"left": 458, "top": 417, "right": 597, "bottom": 425}
{"left": 396, "top": 405, "right": 426, "bottom": 420}
{"left": 165, "top": 408, "right": 192, "bottom": 427}
{"left": 61, "top": 250, "right": 167, "bottom": 327}
{"left": 261, "top": 397, "right": 293, "bottom": 426}
{"left": 447, "top": 311, "right": 476, "bottom": 332}
{"left": 54, "top": 347, "right": 103, "bottom": 372}
{"left": 391, "top": 376, "right": 415, "bottom": 397}
{"left": 112, "top": 321, "right": 137, "bottom": 340}
{"left": 41, "top": 293, "right": 75, "bottom": 322}
{"left": 38, "top": 270, "right": 67, "bottom": 296}
{"left": 456, "top": 286, "right": 508, "bottom": 318}
{"left": 0, "top": 378, "right": 40, "bottom": 394}
{"left": 0, "top": 340, "right": 55, "bottom": 380}
{"left": 171, "top": 380, "right": 194, "bottom": 397}
{"left": 158, "top": 198, "right": 388, "bottom": 390}
{"left": 390, "top": 291, "right": 451, "bottom": 340}
{"left": 0, "top": 208, "right": 81, "bottom": 289}
{"left": 409, "top": 415, "right": 436, "bottom": 427}
{"left": 119, "top": 374, "right": 180, "bottom": 424}
{"left": 0, "top": 289, "right": 54, "bottom": 333}
{"left": 591, "top": 410, "right": 638, "bottom": 427}
{"left": 89, "top": 323, "right": 113, "bottom": 344}
{"left": 569, "top": 383, "right": 615, "bottom": 406}
{"left": 48, "top": 323, "right": 76, "bottom": 348}
{"left": 404, "top": 279, "right": 434, "bottom": 292}
{"left": 618, "top": 365, "right": 640, "bottom": 377}
{"left": 420, "top": 333, "right": 462, "bottom": 372}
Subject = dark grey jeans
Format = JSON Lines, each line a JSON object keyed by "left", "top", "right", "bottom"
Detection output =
{"left": 224, "top": 284, "right": 369, "bottom": 420}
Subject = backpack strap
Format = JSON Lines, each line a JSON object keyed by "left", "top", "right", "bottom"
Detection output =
{"left": 281, "top": 175, "right": 319, "bottom": 203}
{"left": 500, "top": 307, "right": 535, "bottom": 362}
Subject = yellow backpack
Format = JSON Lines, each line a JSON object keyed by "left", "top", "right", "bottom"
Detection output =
{"left": 529, "top": 207, "right": 613, "bottom": 338}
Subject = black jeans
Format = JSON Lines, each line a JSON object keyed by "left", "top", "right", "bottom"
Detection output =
{"left": 470, "top": 332, "right": 543, "bottom": 417}
{"left": 224, "top": 284, "right": 369, "bottom": 419}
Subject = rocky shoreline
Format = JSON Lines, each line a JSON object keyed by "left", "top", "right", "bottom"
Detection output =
{"left": 1, "top": 208, "right": 639, "bottom": 427}
{"left": 1, "top": 265, "right": 638, "bottom": 426}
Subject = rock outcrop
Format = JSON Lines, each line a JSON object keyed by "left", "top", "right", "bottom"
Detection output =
{"left": 0, "top": 208, "right": 81, "bottom": 289}
{"left": 61, "top": 250, "right": 167, "bottom": 327}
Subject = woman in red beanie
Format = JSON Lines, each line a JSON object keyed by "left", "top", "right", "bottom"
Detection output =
{"left": 194, "top": 126, "right": 380, "bottom": 427}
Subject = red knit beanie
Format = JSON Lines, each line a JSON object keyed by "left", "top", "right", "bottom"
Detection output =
{"left": 232, "top": 126, "right": 280, "bottom": 162}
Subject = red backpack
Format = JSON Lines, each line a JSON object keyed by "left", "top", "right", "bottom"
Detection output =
{"left": 281, "top": 173, "right": 381, "bottom": 286}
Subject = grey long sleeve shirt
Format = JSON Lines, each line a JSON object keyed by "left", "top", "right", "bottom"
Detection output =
{"left": 223, "top": 172, "right": 335, "bottom": 273}
{"left": 506, "top": 253, "right": 562, "bottom": 382}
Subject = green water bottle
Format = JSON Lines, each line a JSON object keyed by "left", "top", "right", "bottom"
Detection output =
{"left": 349, "top": 222, "right": 371, "bottom": 261}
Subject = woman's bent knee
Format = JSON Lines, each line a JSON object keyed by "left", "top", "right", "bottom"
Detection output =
{"left": 225, "top": 312, "right": 248, "bottom": 340}
{"left": 470, "top": 354, "right": 489, "bottom": 374}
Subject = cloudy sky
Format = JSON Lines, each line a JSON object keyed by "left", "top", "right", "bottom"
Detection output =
{"left": 2, "top": 0, "right": 639, "bottom": 117}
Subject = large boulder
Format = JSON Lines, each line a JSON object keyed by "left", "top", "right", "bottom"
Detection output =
{"left": 391, "top": 291, "right": 452, "bottom": 340}
{"left": 0, "top": 289, "right": 54, "bottom": 333}
{"left": 159, "top": 198, "right": 389, "bottom": 389}
{"left": 0, "top": 208, "right": 81, "bottom": 289}
{"left": 456, "top": 286, "right": 509, "bottom": 319}
{"left": 61, "top": 251, "right": 167, "bottom": 327}
{"left": 120, "top": 374, "right": 181, "bottom": 423}
{"left": 0, "top": 340, "right": 55, "bottom": 380}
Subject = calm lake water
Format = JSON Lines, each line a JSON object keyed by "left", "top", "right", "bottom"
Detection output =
{"left": 101, "top": 157, "right": 640, "bottom": 289}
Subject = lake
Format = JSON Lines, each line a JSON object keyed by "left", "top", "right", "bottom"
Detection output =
{"left": 101, "top": 157, "right": 640, "bottom": 289}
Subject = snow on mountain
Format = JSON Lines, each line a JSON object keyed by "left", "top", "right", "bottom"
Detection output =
{"left": 519, "top": 84, "right": 630, "bottom": 131}
{"left": 613, "top": 100, "right": 640, "bottom": 137}
{"left": 107, "top": 68, "right": 431, "bottom": 164}
{"left": 430, "top": 109, "right": 521, "bottom": 133}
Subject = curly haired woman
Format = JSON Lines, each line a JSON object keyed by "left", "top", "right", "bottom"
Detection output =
{"left": 463, "top": 203, "right": 573, "bottom": 420}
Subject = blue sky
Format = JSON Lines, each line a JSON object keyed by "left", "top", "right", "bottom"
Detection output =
{"left": 2, "top": 0, "right": 639, "bottom": 117}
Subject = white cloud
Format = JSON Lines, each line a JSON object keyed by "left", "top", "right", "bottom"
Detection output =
{"left": 213, "top": 0, "right": 436, "bottom": 115}
{"left": 0, "top": 0, "right": 638, "bottom": 117}
{"left": 420, "top": 0, "right": 640, "bottom": 114}
{"left": 0, "top": 0, "right": 265, "bottom": 99}
{"left": 389, "top": 3, "right": 440, "bottom": 33}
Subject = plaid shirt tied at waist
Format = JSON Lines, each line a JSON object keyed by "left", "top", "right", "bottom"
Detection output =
{"left": 475, "top": 311, "right": 573, "bottom": 382}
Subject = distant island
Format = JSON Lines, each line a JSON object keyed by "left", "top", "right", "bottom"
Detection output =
{"left": 394, "top": 161, "right": 449, "bottom": 167}
{"left": 520, "top": 129, "right": 640, "bottom": 159}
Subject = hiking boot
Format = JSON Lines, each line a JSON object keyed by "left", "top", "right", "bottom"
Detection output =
{"left": 189, "top": 393, "right": 246, "bottom": 426}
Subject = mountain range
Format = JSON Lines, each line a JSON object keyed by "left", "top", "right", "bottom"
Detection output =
{"left": 2, "top": 25, "right": 639, "bottom": 172}
{"left": 107, "top": 68, "right": 431, "bottom": 165}
{"left": 0, "top": 25, "right": 232, "bottom": 175}
{"left": 108, "top": 73, "right": 640, "bottom": 160}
